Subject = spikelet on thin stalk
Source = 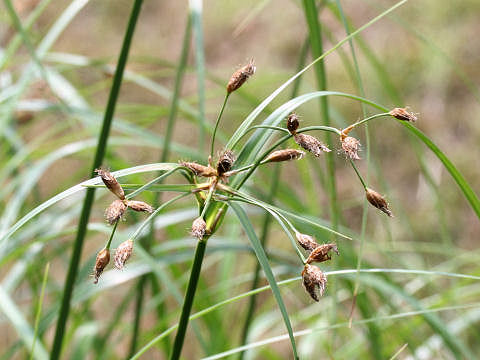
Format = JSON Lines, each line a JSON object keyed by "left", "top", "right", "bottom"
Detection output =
{"left": 296, "top": 233, "right": 319, "bottom": 252}
{"left": 294, "top": 133, "right": 331, "bottom": 157}
{"left": 302, "top": 264, "right": 327, "bottom": 301}
{"left": 125, "top": 200, "right": 154, "bottom": 213}
{"left": 365, "top": 187, "right": 393, "bottom": 217}
{"left": 306, "top": 243, "right": 339, "bottom": 264}
{"left": 95, "top": 168, "right": 125, "bottom": 200}
{"left": 114, "top": 239, "right": 134, "bottom": 270}
{"left": 286, "top": 113, "right": 299, "bottom": 134}
{"left": 93, "top": 248, "right": 110, "bottom": 284}
{"left": 341, "top": 136, "right": 361, "bottom": 160}
{"left": 389, "top": 107, "right": 417, "bottom": 122}
{"left": 227, "top": 59, "right": 256, "bottom": 93}
{"left": 265, "top": 149, "right": 305, "bottom": 163}
{"left": 180, "top": 161, "right": 217, "bottom": 178}
{"left": 105, "top": 200, "right": 127, "bottom": 225}
{"left": 191, "top": 217, "right": 207, "bottom": 240}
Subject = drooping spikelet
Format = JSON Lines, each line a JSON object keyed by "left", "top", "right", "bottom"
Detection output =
{"left": 96, "top": 168, "right": 125, "bottom": 200}
{"left": 105, "top": 199, "right": 127, "bottom": 225}
{"left": 125, "top": 200, "right": 154, "bottom": 213}
{"left": 180, "top": 161, "right": 217, "bottom": 178}
{"left": 227, "top": 59, "right": 256, "bottom": 93}
{"left": 389, "top": 107, "right": 417, "bottom": 122}
{"left": 296, "top": 233, "right": 320, "bottom": 252}
{"left": 286, "top": 113, "right": 299, "bottom": 134}
{"left": 365, "top": 187, "right": 393, "bottom": 217}
{"left": 294, "top": 133, "right": 331, "bottom": 156}
{"left": 93, "top": 248, "right": 110, "bottom": 284}
{"left": 114, "top": 239, "right": 134, "bottom": 270}
{"left": 302, "top": 264, "right": 327, "bottom": 301}
{"left": 341, "top": 136, "right": 361, "bottom": 160}
{"left": 191, "top": 217, "right": 207, "bottom": 240}
{"left": 306, "top": 243, "right": 339, "bottom": 264}
{"left": 265, "top": 149, "right": 305, "bottom": 163}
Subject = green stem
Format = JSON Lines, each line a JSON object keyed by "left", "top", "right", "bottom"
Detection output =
{"left": 105, "top": 220, "right": 119, "bottom": 250}
{"left": 210, "top": 94, "right": 230, "bottom": 158}
{"left": 347, "top": 112, "right": 390, "bottom": 129}
{"left": 169, "top": 238, "right": 208, "bottom": 360}
{"left": 349, "top": 159, "right": 367, "bottom": 190}
{"left": 49, "top": 1, "right": 143, "bottom": 359}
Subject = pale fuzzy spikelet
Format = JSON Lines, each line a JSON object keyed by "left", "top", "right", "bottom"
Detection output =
{"left": 306, "top": 243, "right": 339, "bottom": 264}
{"left": 114, "top": 239, "right": 134, "bottom": 269}
{"left": 365, "top": 188, "right": 393, "bottom": 217}
{"left": 227, "top": 59, "right": 256, "bottom": 93}
{"left": 296, "top": 233, "right": 319, "bottom": 252}
{"left": 294, "top": 133, "right": 331, "bottom": 156}
{"left": 95, "top": 168, "right": 125, "bottom": 200}
{"left": 265, "top": 149, "right": 305, "bottom": 163}
{"left": 302, "top": 264, "right": 327, "bottom": 301}
{"left": 93, "top": 248, "right": 110, "bottom": 284}
{"left": 341, "top": 136, "right": 361, "bottom": 160}
{"left": 105, "top": 200, "right": 127, "bottom": 225}
{"left": 191, "top": 217, "right": 207, "bottom": 239}
{"left": 125, "top": 200, "right": 154, "bottom": 213}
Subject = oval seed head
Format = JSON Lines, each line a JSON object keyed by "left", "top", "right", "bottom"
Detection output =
{"left": 93, "top": 248, "right": 110, "bottom": 284}
{"left": 125, "top": 200, "right": 154, "bottom": 213}
{"left": 365, "top": 187, "right": 393, "bottom": 217}
{"left": 227, "top": 59, "right": 256, "bottom": 93}
{"left": 306, "top": 243, "right": 339, "bottom": 264}
{"left": 95, "top": 168, "right": 125, "bottom": 200}
{"left": 341, "top": 136, "right": 361, "bottom": 160}
{"left": 180, "top": 161, "right": 217, "bottom": 178}
{"left": 191, "top": 217, "right": 207, "bottom": 240}
{"left": 296, "top": 233, "right": 319, "bottom": 252}
{"left": 286, "top": 113, "right": 299, "bottom": 134}
{"left": 302, "top": 264, "right": 327, "bottom": 301}
{"left": 294, "top": 133, "right": 331, "bottom": 157}
{"left": 389, "top": 107, "right": 417, "bottom": 122}
{"left": 105, "top": 199, "right": 127, "bottom": 225}
{"left": 114, "top": 239, "right": 134, "bottom": 270}
{"left": 265, "top": 149, "right": 305, "bottom": 163}
{"left": 217, "top": 150, "right": 235, "bottom": 176}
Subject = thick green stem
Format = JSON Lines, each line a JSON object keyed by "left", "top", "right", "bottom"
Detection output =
{"left": 169, "top": 238, "right": 208, "bottom": 360}
{"left": 49, "top": 1, "right": 143, "bottom": 359}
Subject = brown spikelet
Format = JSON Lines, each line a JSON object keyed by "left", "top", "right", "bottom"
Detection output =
{"left": 227, "top": 59, "right": 256, "bottom": 93}
{"left": 286, "top": 113, "right": 299, "bottom": 134}
{"left": 294, "top": 133, "right": 331, "bottom": 156}
{"left": 306, "top": 243, "right": 339, "bottom": 264}
{"left": 296, "top": 233, "right": 319, "bottom": 252}
{"left": 365, "top": 187, "right": 393, "bottom": 217}
{"left": 105, "top": 200, "right": 127, "bottom": 225}
{"left": 93, "top": 248, "right": 110, "bottom": 284}
{"left": 126, "top": 200, "right": 154, "bottom": 213}
{"left": 95, "top": 168, "right": 125, "bottom": 200}
{"left": 341, "top": 136, "right": 361, "bottom": 160}
{"left": 265, "top": 149, "right": 305, "bottom": 163}
{"left": 302, "top": 264, "right": 327, "bottom": 301}
{"left": 389, "top": 107, "right": 417, "bottom": 122}
{"left": 114, "top": 239, "right": 134, "bottom": 269}
{"left": 217, "top": 150, "right": 235, "bottom": 176}
{"left": 191, "top": 217, "right": 207, "bottom": 239}
{"left": 180, "top": 162, "right": 217, "bottom": 177}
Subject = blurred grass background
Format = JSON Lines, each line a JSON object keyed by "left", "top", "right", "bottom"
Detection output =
{"left": 0, "top": 0, "right": 479, "bottom": 359}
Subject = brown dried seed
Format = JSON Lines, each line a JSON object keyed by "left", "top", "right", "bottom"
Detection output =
{"left": 296, "top": 233, "right": 320, "bottom": 252}
{"left": 126, "top": 200, "right": 154, "bottom": 213}
{"left": 286, "top": 113, "right": 300, "bottom": 134}
{"left": 217, "top": 150, "right": 235, "bottom": 175}
{"left": 294, "top": 133, "right": 331, "bottom": 156}
{"left": 191, "top": 217, "right": 207, "bottom": 239}
{"left": 306, "top": 243, "right": 339, "bottom": 264}
{"left": 95, "top": 168, "right": 125, "bottom": 200}
{"left": 302, "top": 264, "right": 327, "bottom": 301}
{"left": 341, "top": 136, "right": 361, "bottom": 160}
{"left": 180, "top": 162, "right": 217, "bottom": 177}
{"left": 114, "top": 239, "right": 134, "bottom": 270}
{"left": 389, "top": 107, "right": 417, "bottom": 122}
{"left": 227, "top": 59, "right": 256, "bottom": 93}
{"left": 265, "top": 149, "right": 305, "bottom": 163}
{"left": 93, "top": 248, "right": 110, "bottom": 284}
{"left": 365, "top": 187, "right": 393, "bottom": 217}
{"left": 105, "top": 199, "right": 127, "bottom": 225}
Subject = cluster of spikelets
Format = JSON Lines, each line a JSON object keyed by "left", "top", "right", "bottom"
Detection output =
{"left": 92, "top": 59, "right": 418, "bottom": 301}
{"left": 93, "top": 169, "right": 154, "bottom": 283}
